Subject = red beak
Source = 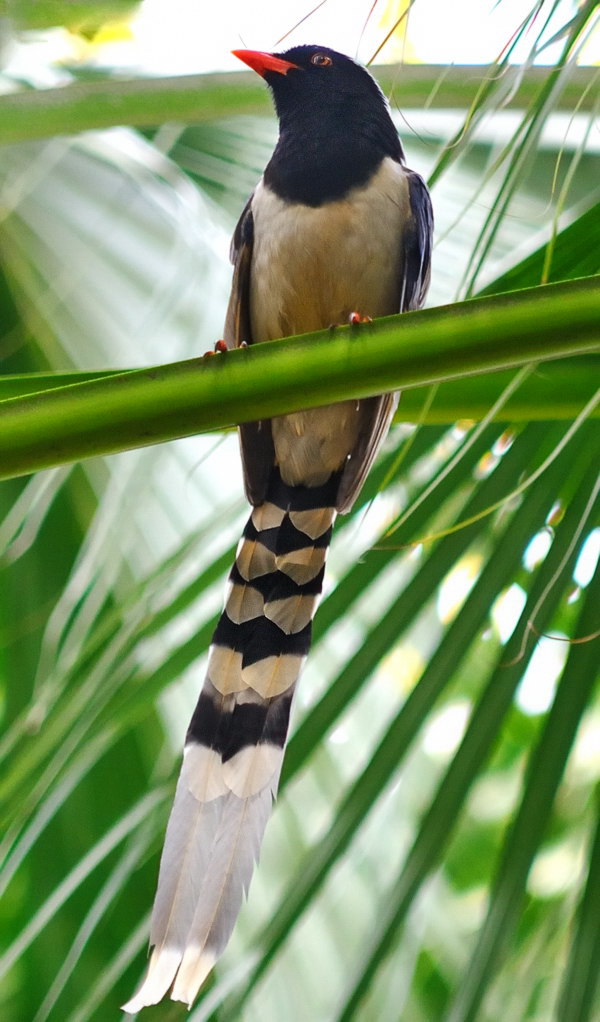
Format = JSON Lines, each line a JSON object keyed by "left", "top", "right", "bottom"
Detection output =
{"left": 232, "top": 49, "right": 299, "bottom": 78}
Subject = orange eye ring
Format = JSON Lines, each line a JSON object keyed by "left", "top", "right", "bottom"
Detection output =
{"left": 310, "top": 53, "right": 332, "bottom": 67}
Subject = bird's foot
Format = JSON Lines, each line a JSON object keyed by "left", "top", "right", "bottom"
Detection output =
{"left": 328, "top": 312, "right": 373, "bottom": 334}
{"left": 203, "top": 339, "right": 229, "bottom": 358}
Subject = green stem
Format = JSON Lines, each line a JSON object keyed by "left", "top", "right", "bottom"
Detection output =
{"left": 0, "top": 277, "right": 598, "bottom": 480}
{"left": 1, "top": 359, "right": 598, "bottom": 422}
{"left": 0, "top": 66, "right": 596, "bottom": 146}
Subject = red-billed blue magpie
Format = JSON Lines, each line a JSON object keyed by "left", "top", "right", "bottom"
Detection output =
{"left": 124, "top": 44, "right": 433, "bottom": 1012}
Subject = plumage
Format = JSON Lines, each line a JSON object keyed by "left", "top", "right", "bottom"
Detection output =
{"left": 123, "top": 43, "right": 432, "bottom": 1013}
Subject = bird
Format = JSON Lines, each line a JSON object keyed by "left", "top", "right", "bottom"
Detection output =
{"left": 123, "top": 43, "right": 432, "bottom": 1013}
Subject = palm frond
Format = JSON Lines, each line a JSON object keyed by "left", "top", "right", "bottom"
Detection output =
{"left": 1, "top": 3, "right": 599, "bottom": 1019}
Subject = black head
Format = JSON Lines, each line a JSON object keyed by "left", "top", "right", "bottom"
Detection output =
{"left": 233, "top": 44, "right": 403, "bottom": 205}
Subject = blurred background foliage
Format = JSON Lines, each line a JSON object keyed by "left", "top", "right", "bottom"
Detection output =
{"left": 0, "top": 1, "right": 599, "bottom": 1020}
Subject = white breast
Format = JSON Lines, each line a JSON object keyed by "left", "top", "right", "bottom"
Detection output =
{"left": 249, "top": 156, "right": 410, "bottom": 340}
{"left": 249, "top": 156, "right": 410, "bottom": 486}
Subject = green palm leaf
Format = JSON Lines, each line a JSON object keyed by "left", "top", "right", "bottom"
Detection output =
{"left": 1, "top": 3, "right": 599, "bottom": 1020}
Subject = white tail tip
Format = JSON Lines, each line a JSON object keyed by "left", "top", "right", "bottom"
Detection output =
{"left": 171, "top": 946, "right": 217, "bottom": 1007}
{"left": 121, "top": 946, "right": 180, "bottom": 1014}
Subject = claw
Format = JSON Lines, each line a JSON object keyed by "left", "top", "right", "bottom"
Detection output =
{"left": 328, "top": 313, "right": 372, "bottom": 333}
{"left": 203, "top": 339, "right": 229, "bottom": 358}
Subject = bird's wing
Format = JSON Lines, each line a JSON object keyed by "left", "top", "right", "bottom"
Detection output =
{"left": 225, "top": 196, "right": 277, "bottom": 507}
{"left": 223, "top": 195, "right": 254, "bottom": 349}
{"left": 400, "top": 171, "right": 434, "bottom": 313}
{"left": 336, "top": 168, "right": 433, "bottom": 513}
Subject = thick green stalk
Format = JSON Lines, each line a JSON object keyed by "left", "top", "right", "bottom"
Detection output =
{"left": 1, "top": 358, "right": 598, "bottom": 423}
{"left": 0, "top": 66, "right": 595, "bottom": 146}
{"left": 0, "top": 277, "right": 598, "bottom": 480}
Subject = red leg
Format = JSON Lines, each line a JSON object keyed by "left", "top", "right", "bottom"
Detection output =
{"left": 203, "top": 339, "right": 229, "bottom": 358}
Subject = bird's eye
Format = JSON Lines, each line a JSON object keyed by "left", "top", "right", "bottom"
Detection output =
{"left": 310, "top": 53, "right": 332, "bottom": 67}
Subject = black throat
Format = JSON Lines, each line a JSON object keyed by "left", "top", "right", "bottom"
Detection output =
{"left": 264, "top": 92, "right": 404, "bottom": 207}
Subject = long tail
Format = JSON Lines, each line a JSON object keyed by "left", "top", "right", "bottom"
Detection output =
{"left": 123, "top": 469, "right": 338, "bottom": 1012}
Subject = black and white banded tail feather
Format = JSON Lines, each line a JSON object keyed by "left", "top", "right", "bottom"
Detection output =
{"left": 122, "top": 469, "right": 338, "bottom": 1012}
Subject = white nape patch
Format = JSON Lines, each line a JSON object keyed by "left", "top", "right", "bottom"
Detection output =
{"left": 252, "top": 501, "right": 286, "bottom": 530}
{"left": 236, "top": 537, "right": 277, "bottom": 580}
{"left": 121, "top": 945, "right": 181, "bottom": 1013}
{"left": 242, "top": 652, "right": 304, "bottom": 698}
{"left": 207, "top": 645, "right": 245, "bottom": 695}
{"left": 276, "top": 544, "right": 327, "bottom": 584}
{"left": 264, "top": 593, "right": 319, "bottom": 634}
{"left": 222, "top": 743, "right": 282, "bottom": 798}
{"left": 184, "top": 744, "right": 229, "bottom": 802}
{"left": 225, "top": 580, "right": 264, "bottom": 623}
{"left": 171, "top": 945, "right": 216, "bottom": 1007}
{"left": 289, "top": 506, "right": 336, "bottom": 540}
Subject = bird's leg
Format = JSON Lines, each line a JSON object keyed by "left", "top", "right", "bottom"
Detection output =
{"left": 328, "top": 312, "right": 373, "bottom": 333}
{"left": 203, "top": 339, "right": 229, "bottom": 358}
